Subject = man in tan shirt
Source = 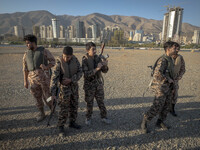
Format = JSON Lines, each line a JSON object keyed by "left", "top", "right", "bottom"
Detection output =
{"left": 23, "top": 34, "right": 55, "bottom": 122}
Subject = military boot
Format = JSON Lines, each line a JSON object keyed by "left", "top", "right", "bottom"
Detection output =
{"left": 36, "top": 107, "right": 46, "bottom": 122}
{"left": 69, "top": 121, "right": 81, "bottom": 129}
{"left": 156, "top": 119, "right": 169, "bottom": 130}
{"left": 58, "top": 126, "right": 65, "bottom": 137}
{"left": 170, "top": 104, "right": 177, "bottom": 117}
{"left": 141, "top": 116, "right": 149, "bottom": 134}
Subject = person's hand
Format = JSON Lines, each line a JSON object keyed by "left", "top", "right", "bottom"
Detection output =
{"left": 61, "top": 78, "right": 71, "bottom": 85}
{"left": 24, "top": 81, "right": 28, "bottom": 89}
{"left": 96, "top": 63, "right": 103, "bottom": 71}
{"left": 168, "top": 78, "right": 174, "bottom": 84}
{"left": 101, "top": 60, "right": 108, "bottom": 66}
{"left": 40, "top": 64, "right": 48, "bottom": 70}
{"left": 51, "top": 96, "right": 56, "bottom": 101}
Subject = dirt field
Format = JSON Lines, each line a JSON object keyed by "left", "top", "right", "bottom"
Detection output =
{"left": 0, "top": 46, "right": 200, "bottom": 150}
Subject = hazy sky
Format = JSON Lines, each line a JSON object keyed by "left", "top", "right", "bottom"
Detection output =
{"left": 0, "top": 0, "right": 200, "bottom": 27}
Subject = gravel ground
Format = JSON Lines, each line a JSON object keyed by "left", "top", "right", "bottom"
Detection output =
{"left": 0, "top": 46, "right": 200, "bottom": 150}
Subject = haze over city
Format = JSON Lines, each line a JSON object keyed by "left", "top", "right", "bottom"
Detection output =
{"left": 0, "top": 0, "right": 200, "bottom": 27}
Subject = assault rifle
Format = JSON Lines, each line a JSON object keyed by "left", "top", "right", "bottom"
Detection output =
{"left": 142, "top": 66, "right": 153, "bottom": 97}
{"left": 47, "top": 87, "right": 60, "bottom": 127}
{"left": 99, "top": 32, "right": 109, "bottom": 61}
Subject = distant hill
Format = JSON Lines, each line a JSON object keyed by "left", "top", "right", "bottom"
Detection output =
{"left": 0, "top": 10, "right": 200, "bottom": 40}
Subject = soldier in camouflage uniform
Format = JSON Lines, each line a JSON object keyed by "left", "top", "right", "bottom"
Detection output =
{"left": 141, "top": 41, "right": 178, "bottom": 133}
{"left": 170, "top": 43, "right": 186, "bottom": 116}
{"left": 82, "top": 42, "right": 111, "bottom": 126}
{"left": 50, "top": 46, "right": 82, "bottom": 136}
{"left": 23, "top": 34, "right": 55, "bottom": 122}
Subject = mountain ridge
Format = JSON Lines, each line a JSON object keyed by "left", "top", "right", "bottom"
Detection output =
{"left": 0, "top": 10, "right": 200, "bottom": 40}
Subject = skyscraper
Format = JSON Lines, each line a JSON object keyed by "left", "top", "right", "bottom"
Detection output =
{"left": 40, "top": 25, "right": 47, "bottom": 39}
{"left": 87, "top": 26, "right": 92, "bottom": 38}
{"left": 133, "top": 30, "right": 143, "bottom": 42}
{"left": 47, "top": 25, "right": 53, "bottom": 39}
{"left": 33, "top": 26, "right": 40, "bottom": 38}
{"left": 14, "top": 25, "right": 23, "bottom": 37}
{"left": 59, "top": 25, "right": 65, "bottom": 38}
{"left": 129, "top": 31, "right": 133, "bottom": 41}
{"left": 91, "top": 25, "right": 97, "bottom": 38}
{"left": 51, "top": 18, "right": 59, "bottom": 38}
{"left": 76, "top": 21, "right": 85, "bottom": 38}
{"left": 162, "top": 7, "right": 184, "bottom": 43}
{"left": 192, "top": 30, "right": 200, "bottom": 44}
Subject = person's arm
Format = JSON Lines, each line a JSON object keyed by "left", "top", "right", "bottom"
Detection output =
{"left": 154, "top": 58, "right": 172, "bottom": 83}
{"left": 22, "top": 53, "right": 29, "bottom": 88}
{"left": 50, "top": 58, "right": 61, "bottom": 96}
{"left": 177, "top": 55, "right": 186, "bottom": 80}
{"left": 82, "top": 56, "right": 102, "bottom": 78}
{"left": 41, "top": 49, "right": 55, "bottom": 70}
{"left": 71, "top": 57, "right": 83, "bottom": 83}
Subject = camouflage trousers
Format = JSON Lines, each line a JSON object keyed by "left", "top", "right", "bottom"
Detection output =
{"left": 171, "top": 81, "right": 179, "bottom": 104}
{"left": 84, "top": 84, "right": 107, "bottom": 119}
{"left": 29, "top": 73, "right": 52, "bottom": 110}
{"left": 57, "top": 85, "right": 79, "bottom": 127}
{"left": 145, "top": 86, "right": 173, "bottom": 121}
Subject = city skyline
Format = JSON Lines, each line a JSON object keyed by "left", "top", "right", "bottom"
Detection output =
{"left": 0, "top": 0, "right": 200, "bottom": 27}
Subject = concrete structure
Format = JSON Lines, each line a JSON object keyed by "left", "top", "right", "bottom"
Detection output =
{"left": 162, "top": 7, "right": 184, "bottom": 43}
{"left": 33, "top": 26, "right": 40, "bottom": 38}
{"left": 40, "top": 25, "right": 47, "bottom": 39}
{"left": 59, "top": 25, "right": 65, "bottom": 38}
{"left": 192, "top": 30, "right": 200, "bottom": 44}
{"left": 46, "top": 25, "right": 53, "bottom": 39}
{"left": 133, "top": 30, "right": 143, "bottom": 42}
{"left": 129, "top": 31, "right": 134, "bottom": 41}
{"left": 51, "top": 18, "right": 59, "bottom": 38}
{"left": 66, "top": 25, "right": 75, "bottom": 39}
{"left": 76, "top": 21, "right": 85, "bottom": 38}
{"left": 87, "top": 27, "right": 93, "bottom": 38}
{"left": 14, "top": 26, "right": 23, "bottom": 37}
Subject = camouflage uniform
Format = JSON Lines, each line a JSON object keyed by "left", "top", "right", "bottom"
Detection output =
{"left": 82, "top": 54, "right": 108, "bottom": 119}
{"left": 172, "top": 54, "right": 186, "bottom": 104}
{"left": 144, "top": 55, "right": 174, "bottom": 122}
{"left": 23, "top": 47, "right": 55, "bottom": 110}
{"left": 50, "top": 55, "right": 82, "bottom": 127}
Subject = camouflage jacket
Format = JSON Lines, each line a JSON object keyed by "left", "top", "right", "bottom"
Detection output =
{"left": 151, "top": 55, "right": 174, "bottom": 91}
{"left": 50, "top": 55, "right": 82, "bottom": 96}
{"left": 82, "top": 54, "right": 108, "bottom": 90}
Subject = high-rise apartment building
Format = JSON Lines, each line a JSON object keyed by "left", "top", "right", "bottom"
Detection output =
{"left": 47, "top": 25, "right": 53, "bottom": 39}
{"left": 87, "top": 27, "right": 93, "bottom": 38}
{"left": 133, "top": 30, "right": 143, "bottom": 42}
{"left": 40, "top": 25, "right": 47, "bottom": 39}
{"left": 33, "top": 26, "right": 40, "bottom": 37}
{"left": 129, "top": 31, "right": 134, "bottom": 41}
{"left": 59, "top": 25, "right": 65, "bottom": 38}
{"left": 76, "top": 21, "right": 85, "bottom": 38}
{"left": 66, "top": 25, "right": 75, "bottom": 39}
{"left": 14, "top": 26, "right": 23, "bottom": 37}
{"left": 52, "top": 18, "right": 59, "bottom": 38}
{"left": 192, "top": 30, "right": 200, "bottom": 44}
{"left": 162, "top": 7, "right": 184, "bottom": 43}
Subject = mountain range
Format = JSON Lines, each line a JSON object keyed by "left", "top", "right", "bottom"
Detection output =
{"left": 0, "top": 10, "right": 200, "bottom": 40}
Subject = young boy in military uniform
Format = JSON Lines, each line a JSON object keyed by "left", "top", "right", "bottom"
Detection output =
{"left": 50, "top": 46, "right": 82, "bottom": 136}
{"left": 23, "top": 34, "right": 55, "bottom": 122}
{"left": 141, "top": 41, "right": 178, "bottom": 133}
{"left": 82, "top": 42, "right": 111, "bottom": 125}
